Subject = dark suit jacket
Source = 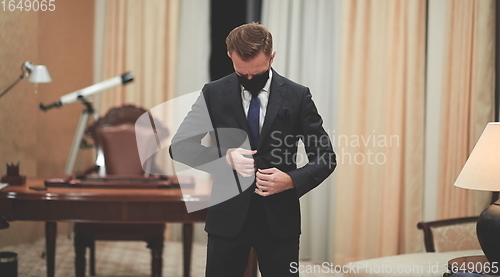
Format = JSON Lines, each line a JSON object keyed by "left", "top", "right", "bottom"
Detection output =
{"left": 170, "top": 69, "right": 336, "bottom": 238}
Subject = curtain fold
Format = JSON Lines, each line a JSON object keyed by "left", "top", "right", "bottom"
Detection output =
{"left": 100, "top": 0, "right": 180, "bottom": 112}
{"left": 100, "top": 0, "right": 127, "bottom": 109}
{"left": 333, "top": 0, "right": 426, "bottom": 264}
{"left": 437, "top": 0, "right": 495, "bottom": 219}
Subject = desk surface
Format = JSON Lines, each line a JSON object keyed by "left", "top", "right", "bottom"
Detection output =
{"left": 0, "top": 178, "right": 210, "bottom": 224}
{"left": 1, "top": 178, "right": 210, "bottom": 202}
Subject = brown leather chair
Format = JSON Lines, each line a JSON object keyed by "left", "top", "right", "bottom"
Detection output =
{"left": 417, "top": 216, "right": 481, "bottom": 252}
{"left": 74, "top": 105, "right": 167, "bottom": 277}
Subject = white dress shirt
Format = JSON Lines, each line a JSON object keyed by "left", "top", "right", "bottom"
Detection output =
{"left": 241, "top": 70, "right": 272, "bottom": 132}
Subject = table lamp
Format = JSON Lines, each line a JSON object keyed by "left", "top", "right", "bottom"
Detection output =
{"left": 0, "top": 61, "right": 52, "bottom": 99}
{"left": 453, "top": 122, "right": 500, "bottom": 263}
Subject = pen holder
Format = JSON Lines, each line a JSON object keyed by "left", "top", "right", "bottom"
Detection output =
{"left": 1, "top": 163, "right": 26, "bottom": 186}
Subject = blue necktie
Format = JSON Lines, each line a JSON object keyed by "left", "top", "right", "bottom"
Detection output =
{"left": 247, "top": 92, "right": 260, "bottom": 150}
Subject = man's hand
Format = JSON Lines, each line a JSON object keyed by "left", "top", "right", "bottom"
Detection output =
{"left": 255, "top": 168, "right": 295, "bottom": 197}
{"left": 226, "top": 148, "right": 257, "bottom": 177}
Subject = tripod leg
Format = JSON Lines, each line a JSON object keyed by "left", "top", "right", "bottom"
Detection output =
{"left": 65, "top": 110, "right": 91, "bottom": 174}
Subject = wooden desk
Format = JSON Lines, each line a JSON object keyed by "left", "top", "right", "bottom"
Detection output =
{"left": 0, "top": 178, "right": 209, "bottom": 277}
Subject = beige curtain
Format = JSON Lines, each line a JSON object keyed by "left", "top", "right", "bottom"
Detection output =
{"left": 333, "top": 0, "right": 426, "bottom": 264}
{"left": 100, "top": 0, "right": 179, "bottom": 112}
{"left": 437, "top": 0, "right": 495, "bottom": 219}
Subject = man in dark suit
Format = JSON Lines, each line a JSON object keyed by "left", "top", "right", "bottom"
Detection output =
{"left": 170, "top": 23, "right": 336, "bottom": 277}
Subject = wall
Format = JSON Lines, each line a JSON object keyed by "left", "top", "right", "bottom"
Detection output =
{"left": 0, "top": 0, "right": 95, "bottom": 247}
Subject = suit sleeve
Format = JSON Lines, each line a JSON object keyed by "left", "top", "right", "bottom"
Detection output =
{"left": 169, "top": 88, "right": 227, "bottom": 172}
{"left": 287, "top": 88, "right": 336, "bottom": 197}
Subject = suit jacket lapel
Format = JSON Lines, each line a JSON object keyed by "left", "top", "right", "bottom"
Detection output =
{"left": 226, "top": 74, "right": 250, "bottom": 135}
{"left": 259, "top": 70, "right": 285, "bottom": 149}
{"left": 224, "top": 71, "right": 285, "bottom": 149}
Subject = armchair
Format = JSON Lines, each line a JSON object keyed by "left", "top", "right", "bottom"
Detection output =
{"left": 74, "top": 104, "right": 167, "bottom": 277}
{"left": 417, "top": 216, "right": 481, "bottom": 252}
{"left": 341, "top": 217, "right": 483, "bottom": 277}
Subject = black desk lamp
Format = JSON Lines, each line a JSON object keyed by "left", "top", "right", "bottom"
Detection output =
{"left": 454, "top": 122, "right": 500, "bottom": 263}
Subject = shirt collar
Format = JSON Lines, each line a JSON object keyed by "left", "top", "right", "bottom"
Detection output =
{"left": 262, "top": 69, "right": 272, "bottom": 92}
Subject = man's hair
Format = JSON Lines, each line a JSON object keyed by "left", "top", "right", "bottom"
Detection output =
{"left": 226, "top": 22, "right": 273, "bottom": 61}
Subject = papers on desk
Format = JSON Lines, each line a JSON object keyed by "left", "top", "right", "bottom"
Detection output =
{"left": 0, "top": 183, "right": 8, "bottom": 190}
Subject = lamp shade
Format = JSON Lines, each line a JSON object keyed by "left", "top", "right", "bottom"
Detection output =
{"left": 453, "top": 122, "right": 500, "bottom": 191}
{"left": 28, "top": 65, "right": 52, "bottom": 83}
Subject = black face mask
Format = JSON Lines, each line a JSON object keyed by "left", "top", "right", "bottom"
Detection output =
{"left": 237, "top": 70, "right": 270, "bottom": 96}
